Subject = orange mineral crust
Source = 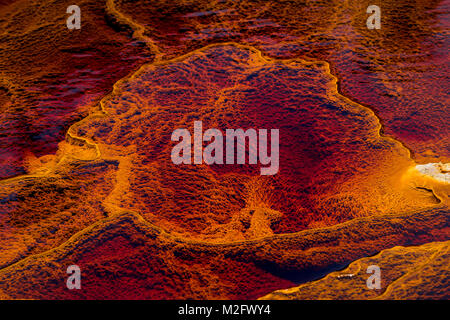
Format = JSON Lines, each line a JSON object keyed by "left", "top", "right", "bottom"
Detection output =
{"left": 70, "top": 44, "right": 444, "bottom": 238}
{"left": 0, "top": 0, "right": 448, "bottom": 300}
{"left": 0, "top": 208, "right": 448, "bottom": 299}
{"left": 0, "top": 0, "right": 152, "bottom": 179}
{"left": 260, "top": 240, "right": 450, "bottom": 300}
{"left": 0, "top": 159, "right": 118, "bottom": 268}
{"left": 0, "top": 44, "right": 448, "bottom": 299}
{"left": 114, "top": 0, "right": 449, "bottom": 163}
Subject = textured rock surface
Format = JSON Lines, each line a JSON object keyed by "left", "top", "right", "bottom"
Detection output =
{"left": 0, "top": 0, "right": 448, "bottom": 299}
{"left": 260, "top": 241, "right": 450, "bottom": 300}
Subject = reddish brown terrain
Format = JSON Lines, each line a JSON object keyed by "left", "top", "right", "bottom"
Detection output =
{"left": 0, "top": 0, "right": 448, "bottom": 299}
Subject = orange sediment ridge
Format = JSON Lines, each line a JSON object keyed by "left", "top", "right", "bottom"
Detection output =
{"left": 0, "top": 0, "right": 448, "bottom": 299}
{"left": 0, "top": 41, "right": 448, "bottom": 299}
{"left": 259, "top": 240, "right": 450, "bottom": 300}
